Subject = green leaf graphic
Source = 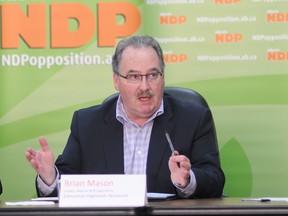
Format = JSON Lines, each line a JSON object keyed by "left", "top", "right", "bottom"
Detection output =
{"left": 220, "top": 138, "right": 253, "bottom": 197}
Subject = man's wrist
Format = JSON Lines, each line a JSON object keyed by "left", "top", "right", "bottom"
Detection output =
{"left": 174, "top": 175, "right": 190, "bottom": 189}
{"left": 39, "top": 167, "right": 57, "bottom": 186}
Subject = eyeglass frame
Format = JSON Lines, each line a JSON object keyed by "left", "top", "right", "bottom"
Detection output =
{"left": 117, "top": 71, "right": 163, "bottom": 84}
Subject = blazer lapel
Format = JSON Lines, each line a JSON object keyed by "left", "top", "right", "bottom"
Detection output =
{"left": 101, "top": 102, "right": 125, "bottom": 174}
{"left": 146, "top": 96, "right": 175, "bottom": 190}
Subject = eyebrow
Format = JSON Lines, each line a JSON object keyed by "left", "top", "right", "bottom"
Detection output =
{"left": 126, "top": 67, "right": 161, "bottom": 74}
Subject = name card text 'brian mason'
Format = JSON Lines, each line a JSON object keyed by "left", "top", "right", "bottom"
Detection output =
{"left": 59, "top": 174, "right": 146, "bottom": 207}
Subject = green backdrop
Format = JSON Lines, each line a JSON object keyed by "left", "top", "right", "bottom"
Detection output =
{"left": 1, "top": 0, "right": 288, "bottom": 201}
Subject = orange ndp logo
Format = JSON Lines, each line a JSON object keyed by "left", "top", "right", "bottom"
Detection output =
{"left": 214, "top": 0, "right": 241, "bottom": 4}
{"left": 164, "top": 53, "right": 187, "bottom": 63}
{"left": 267, "top": 50, "right": 288, "bottom": 61}
{"left": 160, "top": 15, "right": 187, "bottom": 25}
{"left": 1, "top": 2, "right": 141, "bottom": 49}
{"left": 267, "top": 11, "right": 288, "bottom": 23}
{"left": 215, "top": 32, "right": 243, "bottom": 43}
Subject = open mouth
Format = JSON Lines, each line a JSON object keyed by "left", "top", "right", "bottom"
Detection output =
{"left": 139, "top": 96, "right": 151, "bottom": 102}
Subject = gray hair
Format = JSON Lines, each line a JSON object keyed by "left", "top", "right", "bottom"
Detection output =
{"left": 112, "top": 35, "right": 165, "bottom": 74}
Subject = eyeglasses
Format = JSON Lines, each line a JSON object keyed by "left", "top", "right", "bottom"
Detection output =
{"left": 118, "top": 71, "right": 163, "bottom": 84}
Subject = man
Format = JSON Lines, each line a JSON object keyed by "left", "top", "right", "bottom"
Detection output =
{"left": 26, "top": 35, "right": 225, "bottom": 198}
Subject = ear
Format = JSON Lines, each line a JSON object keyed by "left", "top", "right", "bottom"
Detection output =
{"left": 113, "top": 72, "right": 120, "bottom": 91}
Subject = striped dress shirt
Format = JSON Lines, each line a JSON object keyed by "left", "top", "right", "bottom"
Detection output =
{"left": 116, "top": 95, "right": 164, "bottom": 174}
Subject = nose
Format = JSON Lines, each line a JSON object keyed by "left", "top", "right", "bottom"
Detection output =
{"left": 139, "top": 76, "right": 150, "bottom": 90}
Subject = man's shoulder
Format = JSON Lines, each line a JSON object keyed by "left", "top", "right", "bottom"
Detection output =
{"left": 75, "top": 100, "right": 116, "bottom": 118}
{"left": 164, "top": 93, "right": 207, "bottom": 111}
{"left": 163, "top": 94, "right": 212, "bottom": 124}
{"left": 76, "top": 104, "right": 101, "bottom": 114}
{"left": 77, "top": 95, "right": 118, "bottom": 114}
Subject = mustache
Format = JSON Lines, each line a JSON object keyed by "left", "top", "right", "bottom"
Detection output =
{"left": 137, "top": 91, "right": 154, "bottom": 98}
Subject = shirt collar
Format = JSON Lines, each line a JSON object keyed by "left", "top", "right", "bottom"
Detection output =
{"left": 116, "top": 95, "right": 164, "bottom": 125}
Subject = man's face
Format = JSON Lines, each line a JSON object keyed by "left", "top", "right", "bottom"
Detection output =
{"left": 113, "top": 46, "right": 165, "bottom": 125}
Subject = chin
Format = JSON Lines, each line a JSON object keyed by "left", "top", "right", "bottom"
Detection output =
{"left": 139, "top": 108, "right": 157, "bottom": 117}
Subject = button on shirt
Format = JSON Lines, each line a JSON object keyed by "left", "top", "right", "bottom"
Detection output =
{"left": 116, "top": 95, "right": 164, "bottom": 174}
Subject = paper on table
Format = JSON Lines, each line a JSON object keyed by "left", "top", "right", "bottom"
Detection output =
{"left": 147, "top": 192, "right": 177, "bottom": 200}
{"left": 31, "top": 197, "right": 59, "bottom": 202}
{"left": 5, "top": 201, "right": 55, "bottom": 206}
{"left": 242, "top": 197, "right": 288, "bottom": 202}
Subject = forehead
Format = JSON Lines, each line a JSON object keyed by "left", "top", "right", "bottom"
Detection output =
{"left": 122, "top": 46, "right": 158, "bottom": 59}
{"left": 120, "top": 46, "right": 160, "bottom": 72}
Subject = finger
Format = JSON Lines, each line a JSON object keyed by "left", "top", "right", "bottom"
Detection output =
{"left": 25, "top": 147, "right": 33, "bottom": 156}
{"left": 30, "top": 159, "right": 40, "bottom": 170}
{"left": 169, "top": 157, "right": 180, "bottom": 171}
{"left": 172, "top": 151, "right": 179, "bottom": 156}
{"left": 25, "top": 147, "right": 36, "bottom": 160}
{"left": 25, "top": 151, "right": 33, "bottom": 161}
{"left": 170, "top": 155, "right": 188, "bottom": 165}
{"left": 180, "top": 161, "right": 191, "bottom": 170}
{"left": 38, "top": 136, "right": 50, "bottom": 152}
{"left": 169, "top": 155, "right": 179, "bottom": 165}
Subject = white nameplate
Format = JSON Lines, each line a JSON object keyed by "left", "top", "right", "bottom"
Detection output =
{"left": 59, "top": 174, "right": 147, "bottom": 207}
